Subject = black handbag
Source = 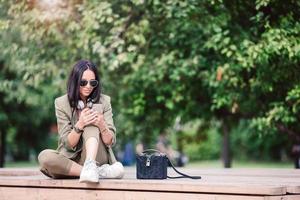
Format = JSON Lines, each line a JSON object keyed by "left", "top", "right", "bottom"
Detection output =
{"left": 136, "top": 149, "right": 201, "bottom": 180}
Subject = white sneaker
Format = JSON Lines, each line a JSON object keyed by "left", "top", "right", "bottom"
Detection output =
{"left": 98, "top": 162, "right": 125, "bottom": 179}
{"left": 79, "top": 158, "right": 99, "bottom": 183}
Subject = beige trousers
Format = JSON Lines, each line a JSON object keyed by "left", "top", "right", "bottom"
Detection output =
{"left": 38, "top": 126, "right": 108, "bottom": 179}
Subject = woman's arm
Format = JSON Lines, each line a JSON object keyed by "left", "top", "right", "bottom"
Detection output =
{"left": 67, "top": 108, "right": 98, "bottom": 148}
{"left": 55, "top": 98, "right": 80, "bottom": 150}
{"left": 95, "top": 114, "right": 114, "bottom": 146}
{"left": 55, "top": 99, "right": 97, "bottom": 149}
{"left": 93, "top": 95, "right": 116, "bottom": 146}
{"left": 66, "top": 121, "right": 84, "bottom": 148}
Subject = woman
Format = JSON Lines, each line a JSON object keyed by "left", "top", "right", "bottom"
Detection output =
{"left": 38, "top": 60, "right": 124, "bottom": 183}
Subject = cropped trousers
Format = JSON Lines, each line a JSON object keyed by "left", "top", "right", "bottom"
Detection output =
{"left": 38, "top": 126, "right": 108, "bottom": 179}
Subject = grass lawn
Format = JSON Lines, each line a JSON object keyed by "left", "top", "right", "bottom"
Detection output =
{"left": 4, "top": 160, "right": 39, "bottom": 168}
{"left": 187, "top": 160, "right": 294, "bottom": 168}
{"left": 4, "top": 159, "right": 295, "bottom": 169}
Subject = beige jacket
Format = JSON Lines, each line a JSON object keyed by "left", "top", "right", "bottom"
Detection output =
{"left": 54, "top": 94, "right": 116, "bottom": 161}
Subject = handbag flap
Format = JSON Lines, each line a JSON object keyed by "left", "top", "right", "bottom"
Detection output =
{"left": 136, "top": 153, "right": 168, "bottom": 179}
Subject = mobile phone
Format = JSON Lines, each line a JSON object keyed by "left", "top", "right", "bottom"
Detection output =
{"left": 92, "top": 103, "right": 103, "bottom": 113}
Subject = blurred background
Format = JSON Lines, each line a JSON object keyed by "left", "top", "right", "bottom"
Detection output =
{"left": 0, "top": 0, "right": 300, "bottom": 169}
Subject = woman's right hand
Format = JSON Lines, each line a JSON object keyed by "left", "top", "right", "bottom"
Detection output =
{"left": 76, "top": 108, "right": 97, "bottom": 129}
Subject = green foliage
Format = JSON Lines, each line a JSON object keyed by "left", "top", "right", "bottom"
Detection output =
{"left": 181, "top": 120, "right": 221, "bottom": 161}
{"left": 0, "top": 0, "right": 299, "bottom": 162}
{"left": 231, "top": 120, "right": 290, "bottom": 161}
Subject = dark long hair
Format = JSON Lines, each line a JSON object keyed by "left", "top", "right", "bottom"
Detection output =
{"left": 67, "top": 60, "right": 101, "bottom": 109}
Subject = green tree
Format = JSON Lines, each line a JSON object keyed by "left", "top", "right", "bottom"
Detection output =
{"left": 0, "top": 0, "right": 299, "bottom": 168}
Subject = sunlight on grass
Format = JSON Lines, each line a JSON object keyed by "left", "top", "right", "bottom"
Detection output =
{"left": 187, "top": 160, "right": 294, "bottom": 168}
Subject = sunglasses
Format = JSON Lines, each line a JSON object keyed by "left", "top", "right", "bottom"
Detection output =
{"left": 80, "top": 79, "right": 98, "bottom": 87}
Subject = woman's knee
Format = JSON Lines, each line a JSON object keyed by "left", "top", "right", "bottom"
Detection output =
{"left": 38, "top": 149, "right": 59, "bottom": 168}
{"left": 82, "top": 126, "right": 99, "bottom": 142}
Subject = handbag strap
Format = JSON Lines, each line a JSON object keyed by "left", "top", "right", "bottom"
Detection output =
{"left": 141, "top": 149, "right": 162, "bottom": 155}
{"left": 166, "top": 157, "right": 201, "bottom": 179}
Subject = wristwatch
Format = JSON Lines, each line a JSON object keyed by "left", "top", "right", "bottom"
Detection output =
{"left": 73, "top": 126, "right": 84, "bottom": 134}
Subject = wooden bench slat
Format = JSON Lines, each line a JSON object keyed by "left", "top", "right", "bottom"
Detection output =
{"left": 0, "top": 187, "right": 290, "bottom": 200}
{"left": 0, "top": 175, "right": 287, "bottom": 195}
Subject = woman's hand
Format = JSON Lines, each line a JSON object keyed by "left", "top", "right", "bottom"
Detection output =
{"left": 93, "top": 112, "right": 113, "bottom": 145}
{"left": 77, "top": 108, "right": 97, "bottom": 129}
{"left": 92, "top": 112, "right": 105, "bottom": 128}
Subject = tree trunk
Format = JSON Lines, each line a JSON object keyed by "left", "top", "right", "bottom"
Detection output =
{"left": 276, "top": 123, "right": 300, "bottom": 169}
{"left": 222, "top": 121, "right": 231, "bottom": 168}
{"left": 0, "top": 129, "right": 5, "bottom": 167}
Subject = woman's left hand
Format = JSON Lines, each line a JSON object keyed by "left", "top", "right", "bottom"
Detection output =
{"left": 93, "top": 112, "right": 113, "bottom": 145}
{"left": 92, "top": 111, "right": 105, "bottom": 128}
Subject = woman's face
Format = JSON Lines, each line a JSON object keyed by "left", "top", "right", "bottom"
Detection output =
{"left": 79, "top": 69, "right": 96, "bottom": 100}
